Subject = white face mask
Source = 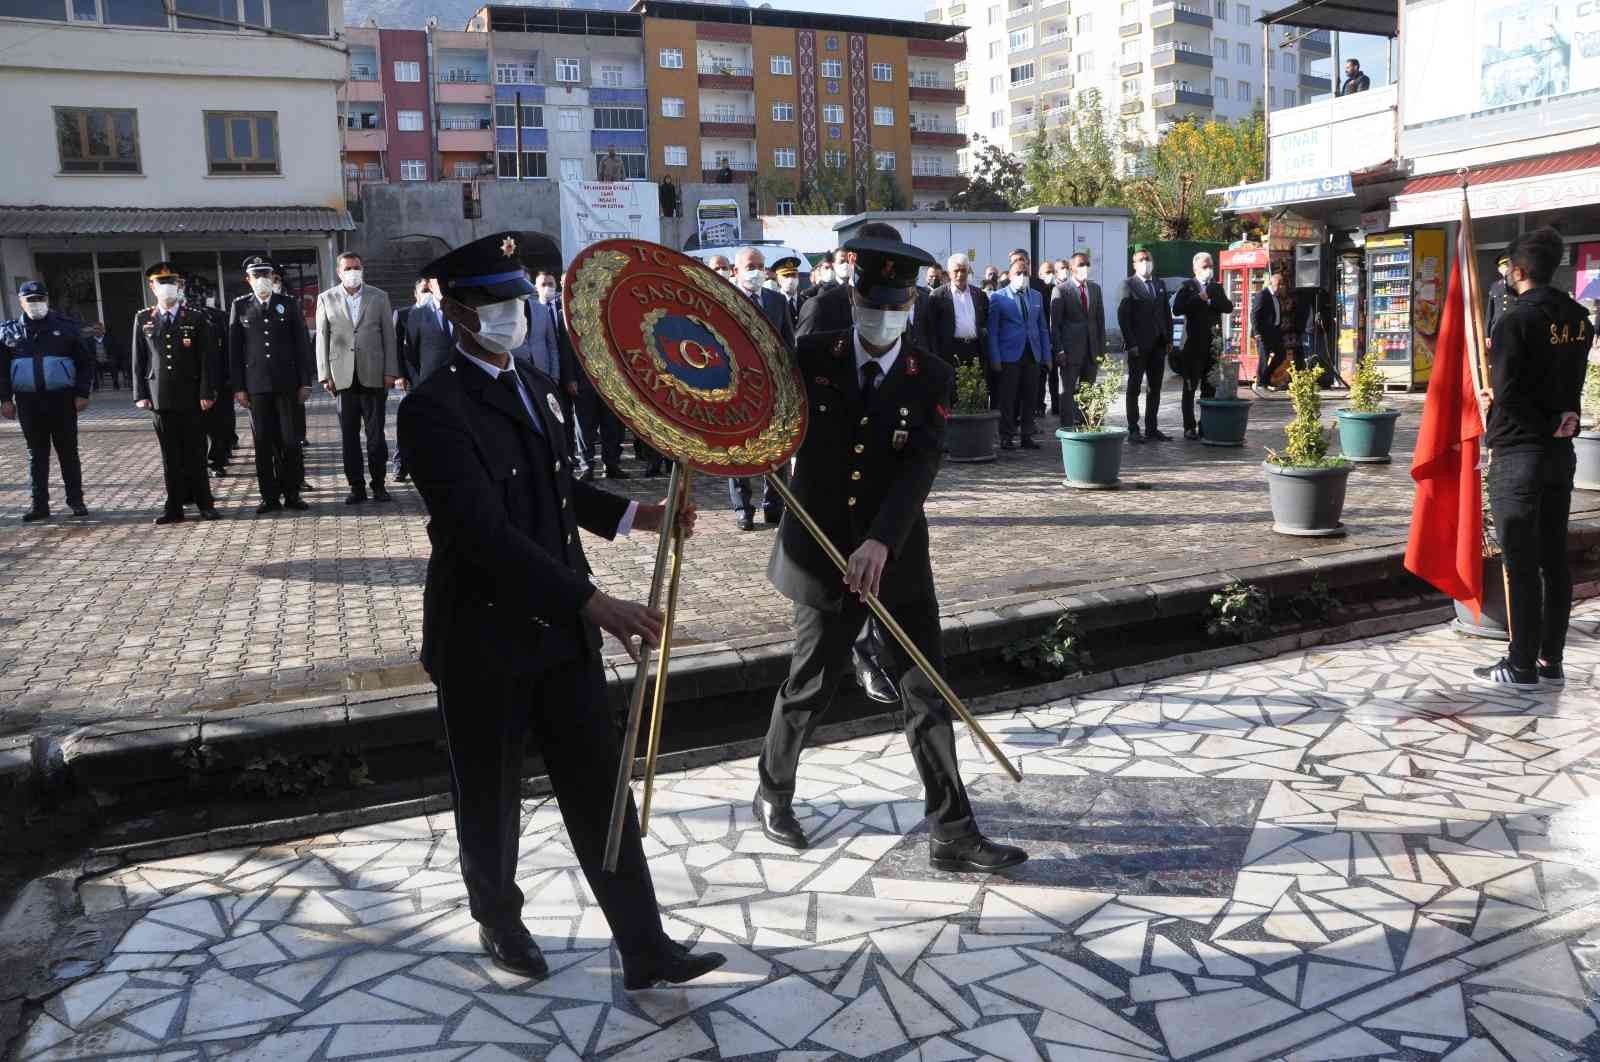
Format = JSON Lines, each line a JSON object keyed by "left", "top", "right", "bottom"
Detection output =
{"left": 271, "top": 281, "right": 283, "bottom": 295}
{"left": 834, "top": 262, "right": 852, "bottom": 282}
{"left": 1009, "top": 273, "right": 1029, "bottom": 291}
{"left": 1134, "top": 260, "right": 1153, "bottom": 279}
{"left": 536, "top": 284, "right": 556, "bottom": 304}
{"left": 1074, "top": 266, "right": 1090, "bottom": 282}
{"left": 417, "top": 290, "right": 433, "bottom": 306}
{"left": 341, "top": 269, "right": 363, "bottom": 289}
{"left": 251, "top": 277, "right": 274, "bottom": 297}
{"left": 154, "top": 282, "right": 182, "bottom": 304}
{"left": 814, "top": 267, "right": 834, "bottom": 285}
{"left": 855, "top": 306, "right": 909, "bottom": 348}
{"left": 739, "top": 268, "right": 766, "bottom": 292}
{"left": 472, "top": 297, "right": 528, "bottom": 354}
{"left": 22, "top": 300, "right": 48, "bottom": 320}
{"left": 1197, "top": 267, "right": 1214, "bottom": 282}
{"left": 779, "top": 276, "right": 799, "bottom": 295}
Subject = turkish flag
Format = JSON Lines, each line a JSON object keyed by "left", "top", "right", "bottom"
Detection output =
{"left": 1403, "top": 254, "right": 1485, "bottom": 617}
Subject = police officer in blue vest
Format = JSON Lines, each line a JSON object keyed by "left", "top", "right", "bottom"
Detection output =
{"left": 0, "top": 280, "right": 94, "bottom": 521}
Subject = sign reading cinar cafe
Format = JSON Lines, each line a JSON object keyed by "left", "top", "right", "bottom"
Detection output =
{"left": 1213, "top": 174, "right": 1354, "bottom": 213}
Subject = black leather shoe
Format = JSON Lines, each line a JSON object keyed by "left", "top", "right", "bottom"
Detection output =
{"left": 283, "top": 496, "right": 309, "bottom": 511}
{"left": 622, "top": 945, "right": 727, "bottom": 992}
{"left": 199, "top": 507, "right": 222, "bottom": 521}
{"left": 578, "top": 465, "right": 596, "bottom": 482}
{"left": 211, "top": 465, "right": 227, "bottom": 477}
{"left": 256, "top": 500, "right": 283, "bottom": 515}
{"left": 930, "top": 834, "right": 1029, "bottom": 873}
{"left": 1128, "top": 430, "right": 1144, "bottom": 443}
{"left": 752, "top": 794, "right": 807, "bottom": 849}
{"left": 1146, "top": 429, "right": 1172, "bottom": 442}
{"left": 853, "top": 644, "right": 900, "bottom": 704}
{"left": 1183, "top": 428, "right": 1200, "bottom": 441}
{"left": 371, "top": 485, "right": 392, "bottom": 502}
{"left": 762, "top": 509, "right": 782, "bottom": 526}
{"left": 395, "top": 470, "right": 410, "bottom": 483}
{"left": 69, "top": 504, "right": 88, "bottom": 518}
{"left": 605, "top": 466, "right": 630, "bottom": 480}
{"left": 1020, "top": 437, "right": 1041, "bottom": 450}
{"left": 154, "top": 511, "right": 185, "bottom": 526}
{"left": 737, "top": 512, "right": 756, "bottom": 532}
{"left": 1000, "top": 439, "right": 1016, "bottom": 451}
{"left": 479, "top": 924, "right": 548, "bottom": 980}
{"left": 22, "top": 508, "right": 49, "bottom": 523}
{"left": 300, "top": 481, "right": 317, "bottom": 493}
{"left": 345, "top": 490, "right": 367, "bottom": 505}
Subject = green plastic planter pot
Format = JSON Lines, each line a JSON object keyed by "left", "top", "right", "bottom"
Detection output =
{"left": 1263, "top": 460, "right": 1351, "bottom": 537}
{"left": 1056, "top": 428, "right": 1123, "bottom": 489}
{"left": 1197, "top": 398, "right": 1251, "bottom": 447}
{"left": 1335, "top": 408, "right": 1402, "bottom": 463}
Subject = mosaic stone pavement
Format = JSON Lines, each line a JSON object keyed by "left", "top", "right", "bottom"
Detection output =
{"left": 15, "top": 605, "right": 1600, "bottom": 1062}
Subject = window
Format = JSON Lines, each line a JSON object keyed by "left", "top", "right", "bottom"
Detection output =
{"left": 824, "top": 149, "right": 848, "bottom": 167}
{"left": 1010, "top": 62, "right": 1034, "bottom": 84}
{"left": 396, "top": 110, "right": 424, "bottom": 131}
{"left": 494, "top": 104, "right": 540, "bottom": 127}
{"left": 1213, "top": 76, "right": 1227, "bottom": 99}
{"left": 561, "top": 158, "right": 584, "bottom": 181}
{"left": 1121, "top": 38, "right": 1139, "bottom": 56}
{"left": 1283, "top": 89, "right": 1295, "bottom": 106}
{"left": 822, "top": 104, "right": 844, "bottom": 124}
{"left": 1214, "top": 0, "right": 1225, "bottom": 14}
{"left": 495, "top": 62, "right": 538, "bottom": 84}
{"left": 1213, "top": 35, "right": 1227, "bottom": 57}
{"left": 872, "top": 62, "right": 893, "bottom": 81}
{"left": 400, "top": 159, "right": 426, "bottom": 181}
{"left": 1282, "top": 53, "right": 1296, "bottom": 74}
{"left": 1236, "top": 3, "right": 1248, "bottom": 23}
{"left": 599, "top": 64, "right": 624, "bottom": 88}
{"left": 497, "top": 152, "right": 517, "bottom": 178}
{"left": 264, "top": 0, "right": 325, "bottom": 35}
{"left": 989, "top": 75, "right": 1002, "bottom": 93}
{"left": 987, "top": 4, "right": 1000, "bottom": 23}
{"left": 1122, "top": 77, "right": 1141, "bottom": 95}
{"left": 594, "top": 152, "right": 645, "bottom": 179}
{"left": 1075, "top": 52, "right": 1093, "bottom": 73}
{"left": 1237, "top": 80, "right": 1250, "bottom": 100}
{"left": 874, "top": 150, "right": 895, "bottom": 171}
{"left": 593, "top": 107, "right": 644, "bottom": 130}
{"left": 821, "top": 59, "right": 843, "bottom": 78}
{"left": 988, "top": 41, "right": 1002, "bottom": 59}
{"left": 555, "top": 57, "right": 581, "bottom": 83}
{"left": 203, "top": 111, "right": 277, "bottom": 174}
{"left": 661, "top": 96, "right": 685, "bottom": 118}
{"left": 393, "top": 60, "right": 420, "bottom": 82}
{"left": 771, "top": 54, "right": 793, "bottom": 75}
{"left": 873, "top": 106, "right": 894, "bottom": 126}
{"left": 521, "top": 152, "right": 547, "bottom": 178}
{"left": 1268, "top": 86, "right": 1277, "bottom": 106}
{"left": 1008, "top": 28, "right": 1031, "bottom": 50}
{"left": 1121, "top": 0, "right": 1137, "bottom": 15}
{"left": 775, "top": 199, "right": 796, "bottom": 215}
{"left": 495, "top": 103, "right": 515, "bottom": 126}
{"left": 659, "top": 48, "right": 682, "bottom": 69}
{"left": 53, "top": 107, "right": 139, "bottom": 174}
{"left": 1075, "top": 13, "right": 1092, "bottom": 33}
{"left": 521, "top": 104, "right": 543, "bottom": 126}
{"left": 772, "top": 102, "right": 794, "bottom": 122}
{"left": 1236, "top": 42, "right": 1249, "bottom": 65}
{"left": 991, "top": 109, "right": 1004, "bottom": 128}
{"left": 454, "top": 161, "right": 479, "bottom": 179}
{"left": 773, "top": 147, "right": 796, "bottom": 168}
{"left": 559, "top": 108, "right": 582, "bottom": 132}
{"left": 663, "top": 144, "right": 688, "bottom": 166}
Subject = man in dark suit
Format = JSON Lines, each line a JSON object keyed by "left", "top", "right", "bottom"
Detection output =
{"left": 729, "top": 246, "right": 797, "bottom": 531}
{"left": 392, "top": 277, "right": 431, "bottom": 482}
{"left": 132, "top": 263, "right": 221, "bottom": 524}
{"left": 1171, "top": 252, "right": 1234, "bottom": 440}
{"left": 1050, "top": 252, "right": 1106, "bottom": 428}
{"left": 396, "top": 231, "right": 725, "bottom": 989}
{"left": 1116, "top": 246, "right": 1174, "bottom": 442}
{"left": 184, "top": 277, "right": 234, "bottom": 477}
{"left": 402, "top": 275, "right": 458, "bottom": 386}
{"left": 230, "top": 256, "right": 314, "bottom": 513}
{"left": 751, "top": 233, "right": 1027, "bottom": 874}
{"left": 1250, "top": 269, "right": 1296, "bottom": 396}
{"left": 925, "top": 253, "right": 988, "bottom": 368}
{"left": 528, "top": 271, "right": 581, "bottom": 461}
{"left": 798, "top": 226, "right": 931, "bottom": 351}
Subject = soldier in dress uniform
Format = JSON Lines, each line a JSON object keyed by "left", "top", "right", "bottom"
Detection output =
{"left": 396, "top": 231, "right": 726, "bottom": 988}
{"left": 771, "top": 255, "right": 805, "bottom": 328}
{"left": 751, "top": 233, "right": 1029, "bottom": 874}
{"left": 230, "top": 256, "right": 314, "bottom": 514}
{"left": 184, "top": 275, "right": 234, "bottom": 478}
{"left": 133, "top": 263, "right": 221, "bottom": 524}
{"left": 1486, "top": 254, "right": 1517, "bottom": 345}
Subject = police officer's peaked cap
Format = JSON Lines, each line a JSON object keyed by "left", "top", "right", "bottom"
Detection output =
{"left": 424, "top": 231, "right": 537, "bottom": 309}
{"left": 242, "top": 255, "right": 274, "bottom": 275}
{"left": 145, "top": 261, "right": 182, "bottom": 282}
{"left": 1497, "top": 254, "right": 1511, "bottom": 267}
{"left": 771, "top": 256, "right": 802, "bottom": 276}
{"left": 842, "top": 235, "right": 937, "bottom": 309}
{"left": 17, "top": 280, "right": 46, "bottom": 298}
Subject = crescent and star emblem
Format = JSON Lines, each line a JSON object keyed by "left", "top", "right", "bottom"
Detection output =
{"left": 675, "top": 339, "right": 722, "bottom": 370}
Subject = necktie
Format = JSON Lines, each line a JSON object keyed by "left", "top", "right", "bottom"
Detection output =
{"left": 1079, "top": 283, "right": 1089, "bottom": 315}
{"left": 860, "top": 359, "right": 881, "bottom": 415}
{"left": 497, "top": 369, "right": 540, "bottom": 435}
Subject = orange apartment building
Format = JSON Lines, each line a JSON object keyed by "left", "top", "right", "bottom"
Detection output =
{"left": 637, "top": 0, "right": 967, "bottom": 214}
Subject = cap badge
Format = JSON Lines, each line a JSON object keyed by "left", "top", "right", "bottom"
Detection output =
{"left": 501, "top": 236, "right": 517, "bottom": 258}
{"left": 276, "top": 304, "right": 285, "bottom": 315}
{"left": 881, "top": 259, "right": 896, "bottom": 279}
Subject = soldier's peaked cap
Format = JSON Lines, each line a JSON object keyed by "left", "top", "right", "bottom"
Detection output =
{"left": 424, "top": 231, "right": 537, "bottom": 309}
{"left": 843, "top": 235, "right": 937, "bottom": 309}
{"left": 145, "top": 261, "right": 182, "bottom": 282}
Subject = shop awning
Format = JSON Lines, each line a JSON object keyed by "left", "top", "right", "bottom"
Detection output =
{"left": 1259, "top": 0, "right": 1397, "bottom": 37}
{"left": 1209, "top": 173, "right": 1356, "bottom": 213}
{"left": 0, "top": 206, "right": 356, "bottom": 237}
{"left": 1388, "top": 147, "right": 1600, "bottom": 227}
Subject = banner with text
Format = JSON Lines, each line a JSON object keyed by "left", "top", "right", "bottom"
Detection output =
{"left": 559, "top": 181, "right": 661, "bottom": 268}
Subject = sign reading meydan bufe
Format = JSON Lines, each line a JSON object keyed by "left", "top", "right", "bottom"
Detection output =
{"left": 1216, "top": 173, "right": 1354, "bottom": 212}
{"left": 562, "top": 240, "right": 807, "bottom": 477}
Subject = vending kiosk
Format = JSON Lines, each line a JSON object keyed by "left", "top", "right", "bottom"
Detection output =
{"left": 1335, "top": 251, "right": 1365, "bottom": 381}
{"left": 1364, "top": 229, "right": 1444, "bottom": 390}
{"left": 1220, "top": 246, "right": 1270, "bottom": 382}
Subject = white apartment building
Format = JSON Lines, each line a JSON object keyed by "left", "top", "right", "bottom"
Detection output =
{"left": 931, "top": 0, "right": 1333, "bottom": 170}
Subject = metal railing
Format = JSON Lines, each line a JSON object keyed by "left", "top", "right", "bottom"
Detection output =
{"left": 440, "top": 117, "right": 493, "bottom": 130}
{"left": 349, "top": 65, "right": 376, "bottom": 80}
{"left": 438, "top": 71, "right": 487, "bottom": 84}
{"left": 699, "top": 112, "right": 756, "bottom": 124}
{"left": 697, "top": 61, "right": 753, "bottom": 76}
{"left": 910, "top": 120, "right": 959, "bottom": 133}
{"left": 911, "top": 74, "right": 951, "bottom": 88}
{"left": 344, "top": 115, "right": 383, "bottom": 130}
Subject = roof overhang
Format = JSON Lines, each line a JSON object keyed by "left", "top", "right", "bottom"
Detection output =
{"left": 1259, "top": 0, "right": 1397, "bottom": 38}
{"left": 0, "top": 207, "right": 356, "bottom": 238}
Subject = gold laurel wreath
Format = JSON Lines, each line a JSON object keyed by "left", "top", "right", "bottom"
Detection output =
{"left": 638, "top": 308, "right": 740, "bottom": 402}
{"left": 567, "top": 249, "right": 804, "bottom": 471}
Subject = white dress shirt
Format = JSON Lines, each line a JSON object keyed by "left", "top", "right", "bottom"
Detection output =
{"left": 949, "top": 284, "right": 977, "bottom": 340}
{"left": 343, "top": 286, "right": 364, "bottom": 326}
{"left": 854, "top": 329, "right": 902, "bottom": 389}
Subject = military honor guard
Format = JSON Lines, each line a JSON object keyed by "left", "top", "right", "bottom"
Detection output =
{"left": 132, "top": 264, "right": 222, "bottom": 524}
{"left": 396, "top": 231, "right": 726, "bottom": 988}
{"left": 751, "top": 232, "right": 1028, "bottom": 873}
{"left": 0, "top": 280, "right": 94, "bottom": 521}
{"left": 230, "top": 256, "right": 314, "bottom": 514}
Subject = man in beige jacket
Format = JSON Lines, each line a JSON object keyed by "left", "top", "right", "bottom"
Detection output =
{"left": 316, "top": 252, "right": 398, "bottom": 503}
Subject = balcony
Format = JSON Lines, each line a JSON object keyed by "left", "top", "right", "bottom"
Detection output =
{"left": 440, "top": 116, "right": 493, "bottom": 131}
{"left": 1151, "top": 83, "right": 1214, "bottom": 109}
{"left": 1120, "top": 60, "right": 1143, "bottom": 76}
{"left": 699, "top": 114, "right": 757, "bottom": 138}
{"left": 1151, "top": 44, "right": 1213, "bottom": 70}
{"left": 912, "top": 174, "right": 963, "bottom": 192}
{"left": 1301, "top": 29, "right": 1331, "bottom": 55}
{"left": 1150, "top": 2, "right": 1213, "bottom": 29}
{"left": 701, "top": 161, "right": 755, "bottom": 182}
{"left": 439, "top": 128, "right": 495, "bottom": 152}
{"left": 909, "top": 38, "right": 966, "bottom": 59}
{"left": 1267, "top": 82, "right": 1396, "bottom": 180}
{"left": 343, "top": 128, "right": 387, "bottom": 151}
{"left": 910, "top": 123, "right": 967, "bottom": 147}
{"left": 909, "top": 81, "right": 964, "bottom": 104}
{"left": 698, "top": 62, "right": 754, "bottom": 90}
{"left": 437, "top": 74, "right": 492, "bottom": 104}
{"left": 349, "top": 64, "right": 377, "bottom": 81}
{"left": 1042, "top": 69, "right": 1073, "bottom": 87}
{"left": 1300, "top": 73, "right": 1333, "bottom": 94}
{"left": 1120, "top": 21, "right": 1142, "bottom": 36}
{"left": 450, "top": 164, "right": 497, "bottom": 181}
{"left": 1121, "top": 99, "right": 1145, "bottom": 116}
{"left": 948, "top": 2, "right": 965, "bottom": 14}
{"left": 345, "top": 78, "right": 384, "bottom": 103}
{"left": 1009, "top": 112, "right": 1037, "bottom": 129}
{"left": 1040, "top": 30, "right": 1070, "bottom": 48}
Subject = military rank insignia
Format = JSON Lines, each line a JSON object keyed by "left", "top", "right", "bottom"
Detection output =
{"left": 892, "top": 429, "right": 909, "bottom": 450}
{"left": 905, "top": 355, "right": 920, "bottom": 377}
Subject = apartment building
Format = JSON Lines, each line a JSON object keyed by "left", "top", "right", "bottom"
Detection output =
{"left": 637, "top": 0, "right": 967, "bottom": 214}
{"left": 932, "top": 0, "right": 1331, "bottom": 167}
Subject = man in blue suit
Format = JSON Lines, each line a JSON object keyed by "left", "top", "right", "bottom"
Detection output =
{"left": 520, "top": 270, "right": 580, "bottom": 458}
{"left": 986, "top": 258, "right": 1051, "bottom": 449}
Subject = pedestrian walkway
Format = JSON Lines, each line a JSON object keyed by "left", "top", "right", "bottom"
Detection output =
{"left": 16, "top": 604, "right": 1600, "bottom": 1061}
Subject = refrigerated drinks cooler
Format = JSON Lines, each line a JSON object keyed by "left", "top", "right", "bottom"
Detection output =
{"left": 1363, "top": 230, "right": 1444, "bottom": 390}
{"left": 1336, "top": 252, "right": 1364, "bottom": 381}
{"left": 1220, "top": 247, "right": 1270, "bottom": 382}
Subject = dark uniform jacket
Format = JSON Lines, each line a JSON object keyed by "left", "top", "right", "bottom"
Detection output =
{"left": 768, "top": 328, "right": 951, "bottom": 612}
{"left": 1486, "top": 278, "right": 1516, "bottom": 340}
{"left": 1486, "top": 286, "right": 1593, "bottom": 451}
{"left": 1116, "top": 274, "right": 1172, "bottom": 354}
{"left": 228, "top": 292, "right": 314, "bottom": 395}
{"left": 797, "top": 278, "right": 838, "bottom": 312}
{"left": 0, "top": 312, "right": 94, "bottom": 401}
{"left": 1172, "top": 279, "right": 1234, "bottom": 354}
{"left": 797, "top": 282, "right": 933, "bottom": 351}
{"left": 397, "top": 353, "right": 629, "bottom": 678}
{"left": 200, "top": 303, "right": 230, "bottom": 395}
{"left": 133, "top": 304, "right": 218, "bottom": 411}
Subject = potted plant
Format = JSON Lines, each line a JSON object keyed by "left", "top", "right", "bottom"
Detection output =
{"left": 1575, "top": 360, "right": 1600, "bottom": 490}
{"left": 1335, "top": 353, "right": 1402, "bottom": 463}
{"left": 1056, "top": 353, "right": 1125, "bottom": 489}
{"left": 1454, "top": 464, "right": 1509, "bottom": 639}
{"left": 947, "top": 358, "right": 999, "bottom": 463}
{"left": 1198, "top": 337, "right": 1252, "bottom": 447}
{"left": 1264, "top": 364, "right": 1352, "bottom": 536}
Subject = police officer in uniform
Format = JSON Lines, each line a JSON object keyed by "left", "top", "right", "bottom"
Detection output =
{"left": 133, "top": 263, "right": 222, "bottom": 524}
{"left": 273, "top": 262, "right": 318, "bottom": 496}
{"left": 230, "top": 256, "right": 314, "bottom": 514}
{"left": 396, "top": 231, "right": 726, "bottom": 988}
{"left": 1486, "top": 254, "right": 1516, "bottom": 344}
{"left": 0, "top": 280, "right": 93, "bottom": 521}
{"left": 751, "top": 233, "right": 1029, "bottom": 873}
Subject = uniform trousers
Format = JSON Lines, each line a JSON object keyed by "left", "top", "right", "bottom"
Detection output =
{"left": 1177, "top": 343, "right": 1216, "bottom": 434}
{"left": 248, "top": 392, "right": 305, "bottom": 502}
{"left": 152, "top": 408, "right": 213, "bottom": 513}
{"left": 435, "top": 646, "right": 668, "bottom": 958}
{"left": 16, "top": 391, "right": 83, "bottom": 511}
{"left": 1125, "top": 345, "right": 1166, "bottom": 435}
{"left": 337, "top": 382, "right": 389, "bottom": 490}
{"left": 206, "top": 394, "right": 234, "bottom": 470}
{"left": 995, "top": 352, "right": 1041, "bottom": 443}
{"left": 1490, "top": 444, "right": 1577, "bottom": 671}
{"left": 758, "top": 595, "right": 976, "bottom": 842}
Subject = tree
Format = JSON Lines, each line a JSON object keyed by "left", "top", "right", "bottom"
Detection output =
{"left": 1020, "top": 91, "right": 1127, "bottom": 210}
{"left": 745, "top": 168, "right": 798, "bottom": 217}
{"left": 867, "top": 166, "right": 907, "bottom": 211}
{"left": 1124, "top": 108, "right": 1266, "bottom": 244}
{"left": 798, "top": 155, "right": 854, "bottom": 214}
{"left": 949, "top": 135, "right": 1026, "bottom": 212}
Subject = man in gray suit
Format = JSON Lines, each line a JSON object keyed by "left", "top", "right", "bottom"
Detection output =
{"left": 316, "top": 251, "right": 398, "bottom": 504}
{"left": 1049, "top": 251, "right": 1106, "bottom": 428}
{"left": 729, "top": 246, "right": 795, "bottom": 531}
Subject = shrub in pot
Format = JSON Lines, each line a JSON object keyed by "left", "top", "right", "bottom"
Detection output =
{"left": 1056, "top": 353, "right": 1125, "bottom": 489}
{"left": 1264, "top": 364, "right": 1351, "bottom": 536}
{"left": 1198, "top": 341, "right": 1251, "bottom": 447}
{"left": 946, "top": 358, "right": 999, "bottom": 463}
{"left": 1335, "top": 353, "right": 1402, "bottom": 463}
{"left": 1575, "top": 360, "right": 1600, "bottom": 490}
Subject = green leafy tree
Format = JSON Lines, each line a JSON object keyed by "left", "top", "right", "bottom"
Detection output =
{"left": 949, "top": 135, "right": 1026, "bottom": 212}
{"left": 1020, "top": 91, "right": 1127, "bottom": 210}
{"left": 867, "top": 166, "right": 907, "bottom": 210}
{"left": 798, "top": 155, "right": 854, "bottom": 214}
{"left": 1125, "top": 109, "right": 1266, "bottom": 244}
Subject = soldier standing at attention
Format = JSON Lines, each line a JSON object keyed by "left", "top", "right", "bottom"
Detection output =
{"left": 133, "top": 263, "right": 221, "bottom": 524}
{"left": 1486, "top": 254, "right": 1516, "bottom": 345}
{"left": 750, "top": 232, "right": 1028, "bottom": 873}
{"left": 230, "top": 256, "right": 314, "bottom": 514}
{"left": 0, "top": 280, "right": 93, "bottom": 521}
